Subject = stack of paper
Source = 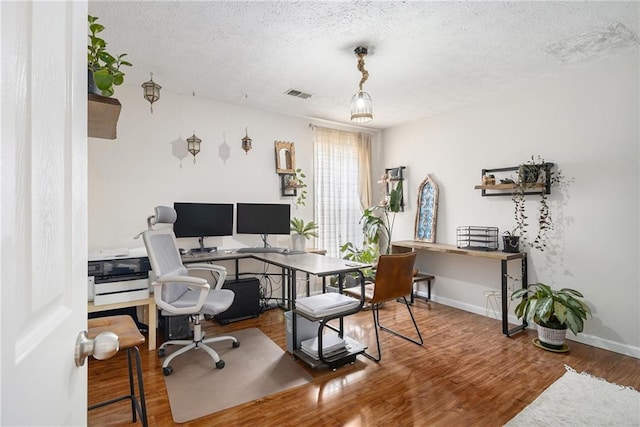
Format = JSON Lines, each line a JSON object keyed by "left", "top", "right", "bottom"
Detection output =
{"left": 295, "top": 293, "right": 360, "bottom": 318}
{"left": 300, "top": 334, "right": 347, "bottom": 360}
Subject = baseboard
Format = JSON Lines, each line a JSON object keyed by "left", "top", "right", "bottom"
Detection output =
{"left": 420, "top": 291, "right": 640, "bottom": 360}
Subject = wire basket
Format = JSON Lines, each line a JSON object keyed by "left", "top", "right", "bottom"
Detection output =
{"left": 456, "top": 226, "right": 499, "bottom": 251}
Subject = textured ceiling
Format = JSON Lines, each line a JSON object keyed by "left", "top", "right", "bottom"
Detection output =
{"left": 89, "top": 1, "right": 639, "bottom": 130}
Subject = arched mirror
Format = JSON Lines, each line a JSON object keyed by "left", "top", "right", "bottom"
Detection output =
{"left": 414, "top": 174, "right": 439, "bottom": 243}
{"left": 275, "top": 141, "right": 295, "bottom": 174}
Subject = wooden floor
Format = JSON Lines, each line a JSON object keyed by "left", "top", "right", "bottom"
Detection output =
{"left": 88, "top": 300, "right": 640, "bottom": 426}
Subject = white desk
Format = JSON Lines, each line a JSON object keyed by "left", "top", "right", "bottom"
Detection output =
{"left": 88, "top": 296, "right": 157, "bottom": 351}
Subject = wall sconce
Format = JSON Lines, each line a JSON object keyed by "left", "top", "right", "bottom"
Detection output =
{"left": 187, "top": 132, "right": 201, "bottom": 163}
{"left": 350, "top": 46, "right": 373, "bottom": 123}
{"left": 141, "top": 72, "right": 161, "bottom": 113}
{"left": 241, "top": 128, "right": 252, "bottom": 154}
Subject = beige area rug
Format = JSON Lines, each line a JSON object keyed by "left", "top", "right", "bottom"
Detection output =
{"left": 505, "top": 365, "right": 640, "bottom": 426}
{"left": 163, "top": 327, "right": 312, "bottom": 423}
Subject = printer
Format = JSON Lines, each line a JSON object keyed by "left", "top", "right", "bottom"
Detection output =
{"left": 88, "top": 247, "right": 151, "bottom": 306}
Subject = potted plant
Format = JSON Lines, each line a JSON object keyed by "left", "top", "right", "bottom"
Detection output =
{"left": 512, "top": 156, "right": 562, "bottom": 252}
{"left": 289, "top": 217, "right": 318, "bottom": 251}
{"left": 361, "top": 180, "right": 403, "bottom": 255}
{"left": 88, "top": 15, "right": 132, "bottom": 97}
{"left": 511, "top": 283, "right": 590, "bottom": 350}
{"left": 502, "top": 227, "right": 521, "bottom": 253}
{"left": 284, "top": 168, "right": 308, "bottom": 207}
{"left": 324, "top": 241, "right": 378, "bottom": 292}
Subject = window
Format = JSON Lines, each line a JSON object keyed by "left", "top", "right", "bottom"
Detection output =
{"left": 313, "top": 126, "right": 372, "bottom": 257}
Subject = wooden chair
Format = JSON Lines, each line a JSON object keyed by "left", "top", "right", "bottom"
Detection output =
{"left": 344, "top": 252, "right": 423, "bottom": 362}
{"left": 88, "top": 315, "right": 148, "bottom": 427}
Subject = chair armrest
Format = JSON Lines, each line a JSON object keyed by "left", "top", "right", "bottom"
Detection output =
{"left": 152, "top": 275, "right": 210, "bottom": 315}
{"left": 185, "top": 263, "right": 227, "bottom": 290}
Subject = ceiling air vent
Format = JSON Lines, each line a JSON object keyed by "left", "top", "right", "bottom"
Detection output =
{"left": 284, "top": 89, "right": 312, "bottom": 99}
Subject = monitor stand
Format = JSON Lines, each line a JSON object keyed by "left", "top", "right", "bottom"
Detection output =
{"left": 191, "top": 236, "right": 217, "bottom": 253}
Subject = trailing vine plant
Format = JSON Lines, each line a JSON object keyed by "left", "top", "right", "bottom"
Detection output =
{"left": 284, "top": 168, "right": 308, "bottom": 206}
{"left": 512, "top": 156, "right": 562, "bottom": 251}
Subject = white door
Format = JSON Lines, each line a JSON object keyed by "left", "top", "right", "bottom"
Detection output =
{"left": 1, "top": 1, "right": 89, "bottom": 425}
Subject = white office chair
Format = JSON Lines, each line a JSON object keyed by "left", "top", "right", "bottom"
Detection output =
{"left": 140, "top": 206, "right": 239, "bottom": 376}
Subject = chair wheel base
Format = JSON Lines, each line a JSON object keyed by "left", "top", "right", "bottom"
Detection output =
{"left": 158, "top": 348, "right": 166, "bottom": 358}
{"left": 163, "top": 366, "right": 173, "bottom": 376}
{"left": 216, "top": 360, "right": 225, "bottom": 369}
{"left": 232, "top": 341, "right": 240, "bottom": 348}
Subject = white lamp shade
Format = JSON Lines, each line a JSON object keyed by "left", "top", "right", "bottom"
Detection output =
{"left": 350, "top": 91, "right": 373, "bottom": 123}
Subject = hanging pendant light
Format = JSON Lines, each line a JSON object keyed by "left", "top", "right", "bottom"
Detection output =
{"left": 350, "top": 46, "right": 373, "bottom": 123}
{"left": 187, "top": 132, "right": 201, "bottom": 164}
{"left": 141, "top": 72, "right": 161, "bottom": 113}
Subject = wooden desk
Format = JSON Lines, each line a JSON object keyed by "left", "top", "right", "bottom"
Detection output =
{"left": 391, "top": 240, "right": 527, "bottom": 336}
{"left": 88, "top": 296, "right": 157, "bottom": 351}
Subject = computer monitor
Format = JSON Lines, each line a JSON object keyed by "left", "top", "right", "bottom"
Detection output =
{"left": 236, "top": 203, "right": 290, "bottom": 243}
{"left": 173, "top": 202, "right": 234, "bottom": 252}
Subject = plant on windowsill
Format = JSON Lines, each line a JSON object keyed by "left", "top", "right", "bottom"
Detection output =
{"left": 88, "top": 15, "right": 132, "bottom": 97}
{"left": 511, "top": 283, "right": 590, "bottom": 351}
{"left": 512, "top": 156, "right": 562, "bottom": 252}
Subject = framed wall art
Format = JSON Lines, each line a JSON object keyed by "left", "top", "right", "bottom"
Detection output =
{"left": 414, "top": 174, "right": 439, "bottom": 243}
{"left": 275, "top": 141, "right": 295, "bottom": 174}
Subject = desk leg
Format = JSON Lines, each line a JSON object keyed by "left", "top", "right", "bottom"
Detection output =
{"left": 503, "top": 256, "right": 528, "bottom": 337}
{"left": 148, "top": 299, "right": 157, "bottom": 351}
{"left": 291, "top": 269, "right": 297, "bottom": 354}
{"left": 501, "top": 260, "right": 508, "bottom": 335}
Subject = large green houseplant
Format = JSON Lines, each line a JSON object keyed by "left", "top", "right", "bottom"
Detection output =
{"left": 360, "top": 180, "right": 403, "bottom": 255}
{"left": 511, "top": 283, "right": 590, "bottom": 350}
{"left": 88, "top": 15, "right": 131, "bottom": 97}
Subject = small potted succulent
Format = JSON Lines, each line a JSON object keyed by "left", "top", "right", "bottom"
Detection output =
{"left": 511, "top": 283, "right": 590, "bottom": 351}
{"left": 88, "top": 15, "right": 132, "bottom": 97}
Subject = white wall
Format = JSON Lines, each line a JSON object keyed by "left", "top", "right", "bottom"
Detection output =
{"left": 89, "top": 86, "right": 324, "bottom": 252}
{"left": 377, "top": 52, "right": 639, "bottom": 357}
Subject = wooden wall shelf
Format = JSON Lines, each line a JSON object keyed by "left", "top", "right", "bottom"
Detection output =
{"left": 476, "top": 163, "right": 554, "bottom": 197}
{"left": 88, "top": 93, "right": 121, "bottom": 140}
{"left": 474, "top": 183, "right": 545, "bottom": 191}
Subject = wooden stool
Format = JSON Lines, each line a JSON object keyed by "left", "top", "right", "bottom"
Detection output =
{"left": 88, "top": 315, "right": 148, "bottom": 427}
{"left": 412, "top": 273, "right": 435, "bottom": 303}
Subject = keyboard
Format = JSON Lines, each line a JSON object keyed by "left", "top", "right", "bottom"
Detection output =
{"left": 236, "top": 247, "right": 287, "bottom": 253}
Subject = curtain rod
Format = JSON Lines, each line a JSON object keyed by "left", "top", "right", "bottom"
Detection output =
{"left": 308, "top": 122, "right": 377, "bottom": 134}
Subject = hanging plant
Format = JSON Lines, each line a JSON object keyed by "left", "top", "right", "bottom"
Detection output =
{"left": 512, "top": 156, "right": 562, "bottom": 251}
{"left": 284, "top": 168, "right": 308, "bottom": 207}
{"left": 88, "top": 15, "right": 132, "bottom": 97}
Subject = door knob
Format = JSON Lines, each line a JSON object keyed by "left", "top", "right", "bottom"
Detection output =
{"left": 74, "top": 330, "right": 119, "bottom": 367}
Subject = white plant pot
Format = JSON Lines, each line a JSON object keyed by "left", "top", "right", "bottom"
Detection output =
{"left": 537, "top": 323, "right": 567, "bottom": 350}
{"left": 291, "top": 234, "right": 306, "bottom": 251}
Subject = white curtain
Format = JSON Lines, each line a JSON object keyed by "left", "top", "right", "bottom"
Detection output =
{"left": 313, "top": 126, "right": 372, "bottom": 257}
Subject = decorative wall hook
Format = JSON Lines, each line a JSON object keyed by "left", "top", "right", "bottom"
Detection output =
{"left": 241, "top": 128, "right": 252, "bottom": 154}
